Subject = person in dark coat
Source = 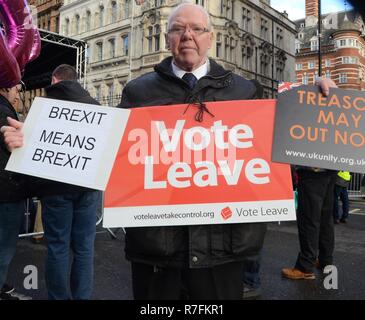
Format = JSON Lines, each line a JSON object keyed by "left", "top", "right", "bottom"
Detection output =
{"left": 2, "top": 65, "right": 101, "bottom": 300}
{"left": 0, "top": 85, "right": 27, "bottom": 298}
{"left": 118, "top": 3, "right": 266, "bottom": 300}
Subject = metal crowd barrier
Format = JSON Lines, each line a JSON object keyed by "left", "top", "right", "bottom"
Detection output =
{"left": 19, "top": 192, "right": 124, "bottom": 239}
{"left": 348, "top": 173, "right": 365, "bottom": 199}
{"left": 18, "top": 198, "right": 44, "bottom": 238}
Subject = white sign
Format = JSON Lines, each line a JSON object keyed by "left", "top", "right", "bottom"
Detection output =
{"left": 6, "top": 97, "right": 130, "bottom": 190}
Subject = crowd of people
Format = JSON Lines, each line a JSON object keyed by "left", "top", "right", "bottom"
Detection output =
{"left": 0, "top": 3, "right": 357, "bottom": 300}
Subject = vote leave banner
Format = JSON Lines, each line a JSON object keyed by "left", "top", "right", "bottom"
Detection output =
{"left": 103, "top": 100, "right": 296, "bottom": 228}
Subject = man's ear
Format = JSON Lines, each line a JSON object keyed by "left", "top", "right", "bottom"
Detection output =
{"left": 208, "top": 31, "right": 214, "bottom": 49}
{"left": 165, "top": 33, "right": 170, "bottom": 50}
{"left": 51, "top": 76, "right": 59, "bottom": 85}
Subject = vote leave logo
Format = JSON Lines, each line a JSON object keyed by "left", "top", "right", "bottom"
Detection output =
{"left": 221, "top": 207, "right": 233, "bottom": 220}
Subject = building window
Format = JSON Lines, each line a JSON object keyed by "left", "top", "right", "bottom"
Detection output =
{"left": 325, "top": 59, "right": 331, "bottom": 67}
{"left": 326, "top": 70, "right": 331, "bottom": 79}
{"left": 75, "top": 15, "right": 80, "bottom": 34}
{"left": 339, "top": 73, "right": 348, "bottom": 83}
{"left": 122, "top": 34, "right": 129, "bottom": 56}
{"left": 111, "top": 1, "right": 118, "bottom": 23}
{"left": 95, "top": 86, "right": 101, "bottom": 101}
{"left": 195, "top": 0, "right": 205, "bottom": 6}
{"left": 65, "top": 18, "right": 70, "bottom": 36}
{"left": 225, "top": 36, "right": 230, "bottom": 61}
{"left": 154, "top": 25, "right": 161, "bottom": 52}
{"left": 302, "top": 73, "right": 308, "bottom": 85}
{"left": 339, "top": 39, "right": 346, "bottom": 47}
{"left": 99, "top": 6, "right": 104, "bottom": 27}
{"left": 308, "top": 61, "right": 315, "bottom": 69}
{"left": 230, "top": 37, "right": 236, "bottom": 62}
{"left": 260, "top": 18, "right": 269, "bottom": 40}
{"left": 276, "top": 27, "right": 283, "bottom": 47}
{"left": 216, "top": 33, "right": 222, "bottom": 58}
{"left": 348, "top": 39, "right": 356, "bottom": 47}
{"left": 242, "top": 8, "right": 251, "bottom": 32}
{"left": 295, "top": 42, "right": 301, "bottom": 53}
{"left": 295, "top": 63, "right": 302, "bottom": 70}
{"left": 86, "top": 11, "right": 91, "bottom": 31}
{"left": 108, "top": 84, "right": 114, "bottom": 106}
{"left": 342, "top": 56, "right": 358, "bottom": 64}
{"left": 109, "top": 38, "right": 115, "bottom": 58}
{"left": 314, "top": 72, "right": 319, "bottom": 83}
{"left": 125, "top": 0, "right": 130, "bottom": 18}
{"left": 226, "top": 0, "right": 233, "bottom": 19}
{"left": 96, "top": 42, "right": 103, "bottom": 61}
{"left": 147, "top": 27, "right": 153, "bottom": 53}
{"left": 310, "top": 39, "right": 318, "bottom": 51}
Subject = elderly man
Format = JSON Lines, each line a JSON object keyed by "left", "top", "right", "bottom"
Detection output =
{"left": 118, "top": 3, "right": 265, "bottom": 300}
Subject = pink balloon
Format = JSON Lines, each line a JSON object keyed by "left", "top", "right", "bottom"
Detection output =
{"left": 0, "top": 0, "right": 36, "bottom": 73}
{"left": 0, "top": 29, "right": 21, "bottom": 88}
{"left": 28, "top": 28, "right": 41, "bottom": 63}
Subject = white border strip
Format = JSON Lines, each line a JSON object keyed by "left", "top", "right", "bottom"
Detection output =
{"left": 103, "top": 199, "right": 296, "bottom": 228}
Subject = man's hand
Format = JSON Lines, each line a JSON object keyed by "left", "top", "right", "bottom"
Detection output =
{"left": 0, "top": 117, "right": 24, "bottom": 152}
{"left": 315, "top": 77, "right": 337, "bottom": 96}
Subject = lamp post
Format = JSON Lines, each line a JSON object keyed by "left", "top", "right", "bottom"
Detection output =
{"left": 318, "top": 0, "right": 322, "bottom": 76}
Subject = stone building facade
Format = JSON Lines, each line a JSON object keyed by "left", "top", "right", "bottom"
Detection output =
{"left": 295, "top": 0, "right": 365, "bottom": 90}
{"left": 29, "top": 0, "right": 63, "bottom": 33}
{"left": 54, "top": 0, "right": 296, "bottom": 105}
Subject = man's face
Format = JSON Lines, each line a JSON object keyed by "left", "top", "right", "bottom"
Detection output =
{"left": 167, "top": 5, "right": 213, "bottom": 71}
{"left": 0, "top": 85, "right": 21, "bottom": 110}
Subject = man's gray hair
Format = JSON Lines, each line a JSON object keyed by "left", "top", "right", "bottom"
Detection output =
{"left": 167, "top": 2, "right": 212, "bottom": 31}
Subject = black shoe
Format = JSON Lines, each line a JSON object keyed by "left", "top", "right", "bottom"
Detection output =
{"left": 340, "top": 218, "right": 347, "bottom": 223}
{"left": 1, "top": 284, "right": 14, "bottom": 294}
{"left": 0, "top": 285, "right": 32, "bottom": 300}
{"left": 242, "top": 286, "right": 261, "bottom": 299}
{"left": 0, "top": 292, "right": 20, "bottom": 300}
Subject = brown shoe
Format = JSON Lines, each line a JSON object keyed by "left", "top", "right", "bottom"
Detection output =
{"left": 282, "top": 268, "right": 315, "bottom": 280}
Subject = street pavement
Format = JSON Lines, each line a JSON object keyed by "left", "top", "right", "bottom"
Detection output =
{"left": 6, "top": 200, "right": 365, "bottom": 300}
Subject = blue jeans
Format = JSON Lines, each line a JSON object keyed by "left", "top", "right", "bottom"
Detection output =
{"left": 0, "top": 201, "right": 26, "bottom": 289}
{"left": 333, "top": 185, "right": 349, "bottom": 221}
{"left": 242, "top": 254, "right": 261, "bottom": 289}
{"left": 41, "top": 191, "right": 99, "bottom": 300}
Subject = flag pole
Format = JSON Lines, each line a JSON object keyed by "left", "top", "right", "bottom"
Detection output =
{"left": 129, "top": 0, "right": 136, "bottom": 82}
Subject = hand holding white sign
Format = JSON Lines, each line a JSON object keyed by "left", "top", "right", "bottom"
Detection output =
{"left": 0, "top": 117, "right": 24, "bottom": 151}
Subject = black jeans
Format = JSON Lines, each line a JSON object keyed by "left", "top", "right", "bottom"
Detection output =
{"left": 295, "top": 171, "right": 336, "bottom": 272}
{"left": 131, "top": 261, "right": 244, "bottom": 300}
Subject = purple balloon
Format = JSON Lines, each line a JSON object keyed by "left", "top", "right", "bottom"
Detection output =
{"left": 28, "top": 28, "right": 41, "bottom": 63}
{"left": 0, "top": 29, "right": 21, "bottom": 88}
{"left": 0, "top": 0, "right": 37, "bottom": 73}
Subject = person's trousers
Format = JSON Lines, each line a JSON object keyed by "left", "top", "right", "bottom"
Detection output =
{"left": 295, "top": 171, "right": 336, "bottom": 273}
{"left": 333, "top": 185, "right": 349, "bottom": 221}
{"left": 0, "top": 201, "right": 25, "bottom": 289}
{"left": 242, "top": 253, "right": 261, "bottom": 289}
{"left": 131, "top": 261, "right": 244, "bottom": 300}
{"left": 41, "top": 191, "right": 99, "bottom": 300}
